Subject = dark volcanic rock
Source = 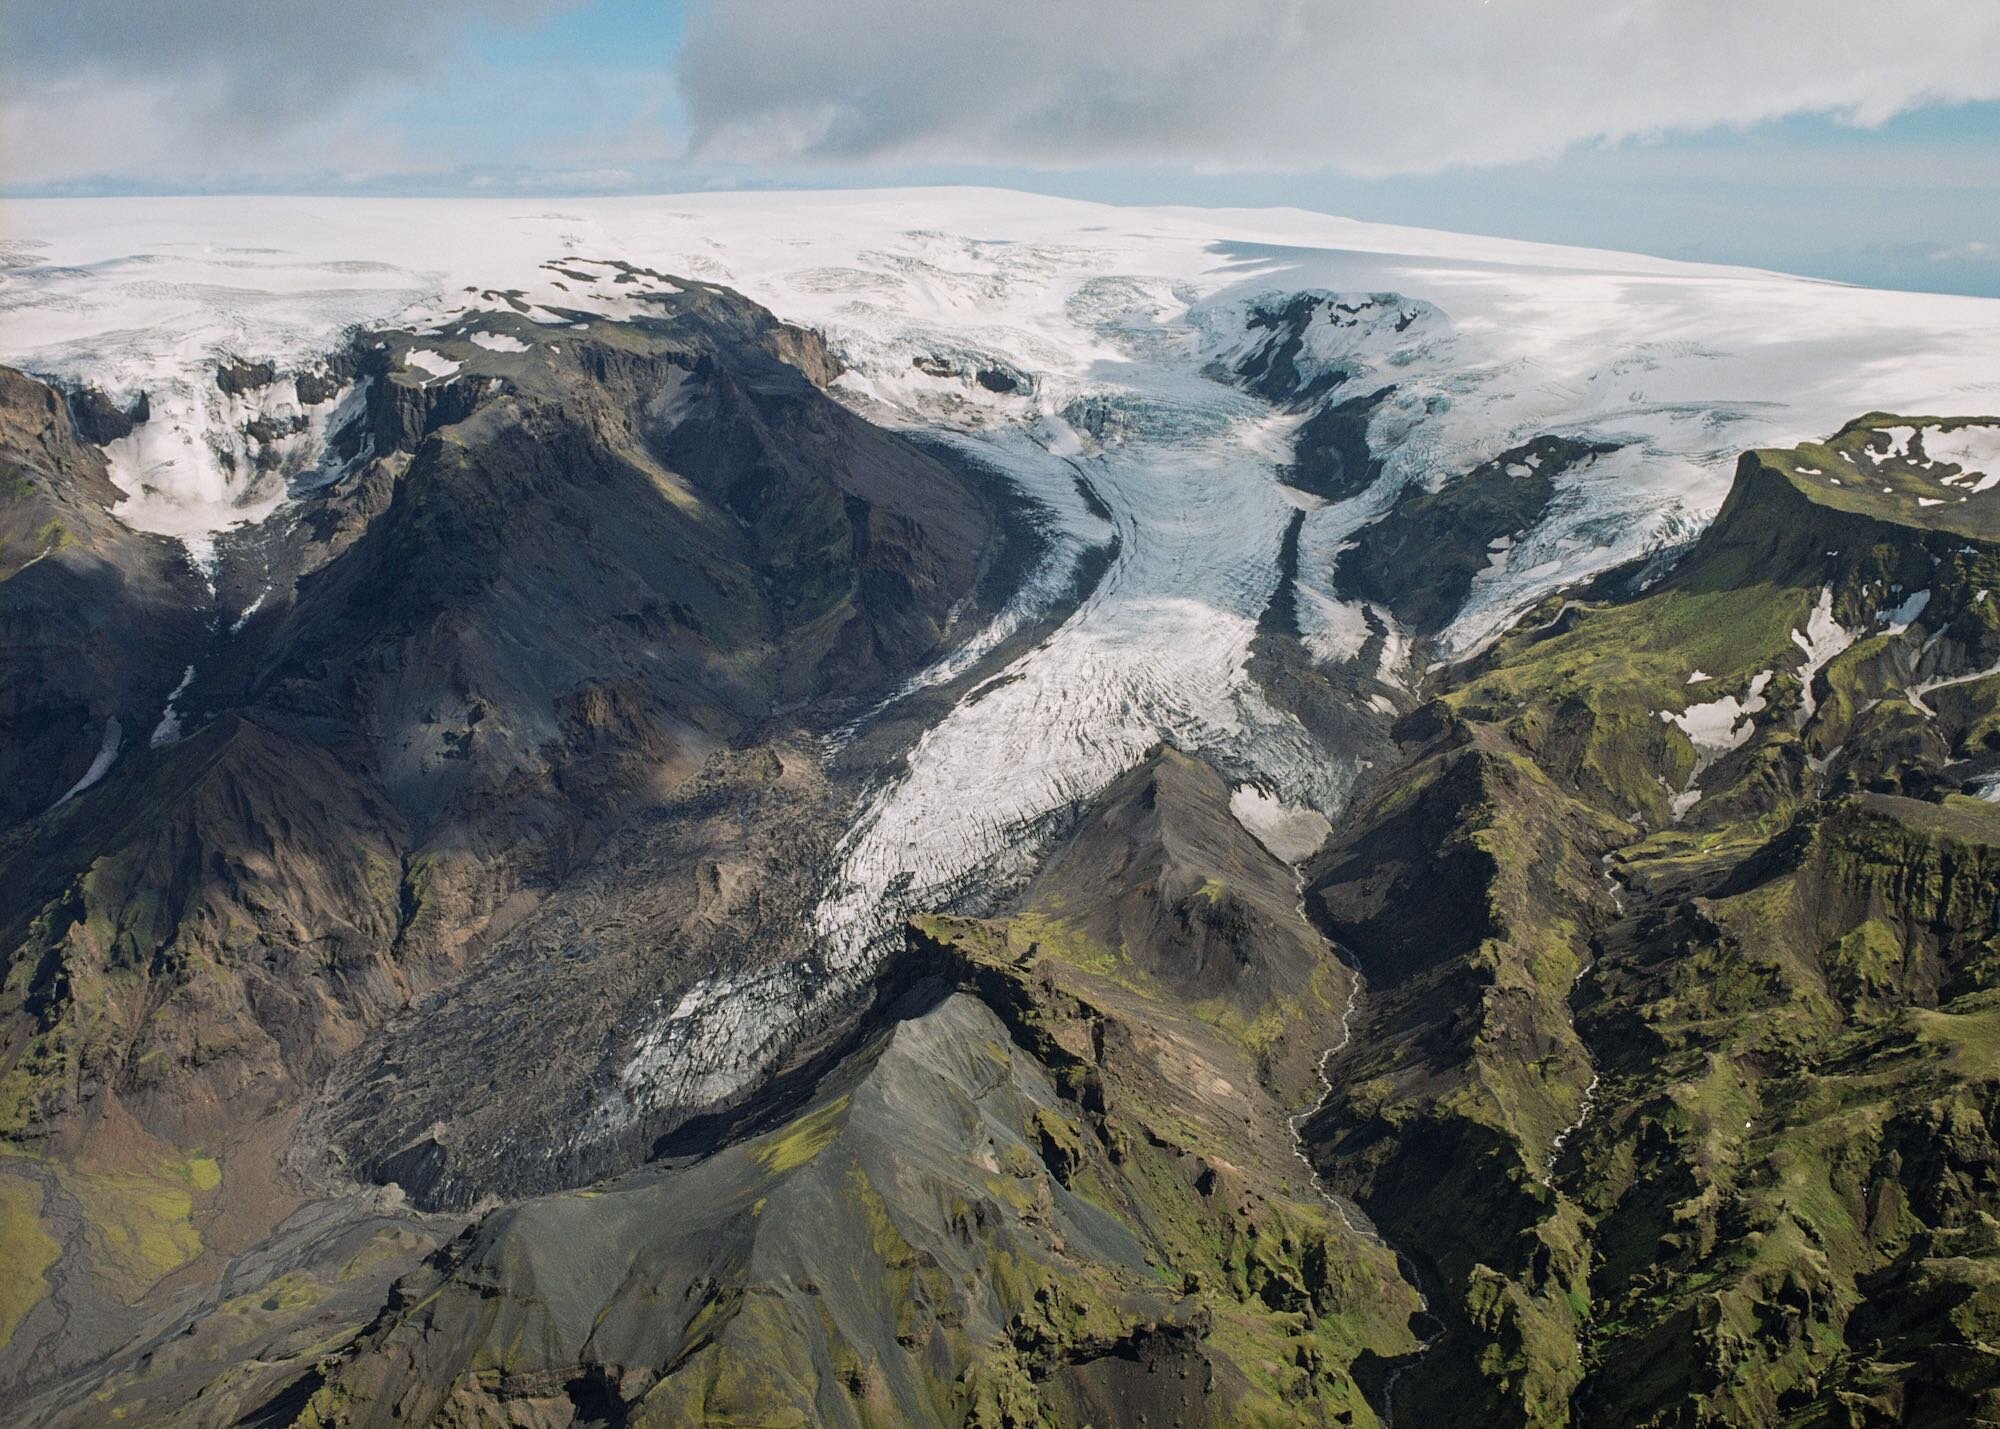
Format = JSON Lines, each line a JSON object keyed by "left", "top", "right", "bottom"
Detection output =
{"left": 1282, "top": 383, "right": 1395, "bottom": 500}
{"left": 1233, "top": 294, "right": 1346, "bottom": 406}
{"left": 0, "top": 367, "right": 208, "bottom": 826}
{"left": 214, "top": 357, "right": 276, "bottom": 395}
{"left": 61, "top": 384, "right": 149, "bottom": 445}
{"left": 292, "top": 352, "right": 359, "bottom": 406}
{"left": 1335, "top": 433, "right": 1619, "bottom": 633}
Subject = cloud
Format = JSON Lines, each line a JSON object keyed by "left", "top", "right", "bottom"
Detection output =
{"left": 9, "top": 0, "right": 2000, "bottom": 197}
{"left": 1929, "top": 241, "right": 2000, "bottom": 264}
{"left": 0, "top": 0, "right": 569, "bottom": 187}
{"left": 677, "top": 0, "right": 2000, "bottom": 177}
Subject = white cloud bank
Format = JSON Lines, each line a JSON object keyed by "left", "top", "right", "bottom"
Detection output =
{"left": 678, "top": 0, "right": 2000, "bottom": 177}
{"left": 0, "top": 0, "right": 567, "bottom": 187}
{"left": 5, "top": 0, "right": 1999, "bottom": 188}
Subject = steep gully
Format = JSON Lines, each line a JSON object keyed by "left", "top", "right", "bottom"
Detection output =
{"left": 1282, "top": 861, "right": 1446, "bottom": 1424}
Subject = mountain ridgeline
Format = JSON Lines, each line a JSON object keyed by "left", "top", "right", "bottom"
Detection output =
{"left": 2, "top": 257, "right": 2000, "bottom": 1429}
{"left": 0, "top": 278, "right": 1017, "bottom": 1417}
{"left": 1296, "top": 415, "right": 2000, "bottom": 1425}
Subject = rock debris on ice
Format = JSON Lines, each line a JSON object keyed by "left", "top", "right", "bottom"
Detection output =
{"left": 13, "top": 190, "right": 2000, "bottom": 1128}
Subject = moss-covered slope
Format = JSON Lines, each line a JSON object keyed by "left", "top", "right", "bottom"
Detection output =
{"left": 250, "top": 747, "right": 1425, "bottom": 1428}
{"left": 1299, "top": 416, "right": 2000, "bottom": 1426}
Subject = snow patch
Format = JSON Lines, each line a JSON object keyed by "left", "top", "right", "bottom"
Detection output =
{"left": 150, "top": 666, "right": 196, "bottom": 748}
{"left": 1230, "top": 783, "right": 1333, "bottom": 863}
{"left": 1663, "top": 670, "right": 1774, "bottom": 758}
{"left": 230, "top": 589, "right": 269, "bottom": 634}
{"left": 403, "top": 348, "right": 460, "bottom": 379}
{"left": 1879, "top": 425, "right": 1919, "bottom": 460}
{"left": 55, "top": 718, "right": 122, "bottom": 806}
{"left": 1790, "top": 585, "right": 1854, "bottom": 727}
{"left": 1661, "top": 670, "right": 1773, "bottom": 820}
{"left": 1878, "top": 589, "right": 1931, "bottom": 635}
{"left": 1925, "top": 422, "right": 2000, "bottom": 485}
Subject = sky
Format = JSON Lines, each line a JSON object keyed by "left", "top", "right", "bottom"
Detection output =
{"left": 4, "top": 0, "right": 1999, "bottom": 296}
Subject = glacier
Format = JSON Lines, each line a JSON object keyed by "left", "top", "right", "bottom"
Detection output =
{"left": 9, "top": 188, "right": 2000, "bottom": 1133}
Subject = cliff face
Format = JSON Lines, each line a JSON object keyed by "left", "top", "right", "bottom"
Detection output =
{"left": 0, "top": 281, "right": 1008, "bottom": 1407}
{"left": 0, "top": 368, "right": 210, "bottom": 824}
{"left": 1294, "top": 415, "right": 2000, "bottom": 1426}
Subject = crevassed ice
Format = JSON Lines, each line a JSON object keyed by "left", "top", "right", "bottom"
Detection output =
{"left": 591, "top": 279, "right": 1364, "bottom": 1139}
{"left": 98, "top": 370, "right": 359, "bottom": 571}
{"left": 14, "top": 193, "right": 2000, "bottom": 1139}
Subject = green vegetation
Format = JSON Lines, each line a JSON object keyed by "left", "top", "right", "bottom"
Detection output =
{"left": 1301, "top": 417, "right": 2000, "bottom": 1424}
{"left": 289, "top": 756, "right": 1423, "bottom": 1427}
{"left": 0, "top": 1174, "right": 58, "bottom": 1350}
{"left": 64, "top": 1163, "right": 203, "bottom": 1301}
{"left": 753, "top": 1095, "right": 851, "bottom": 1174}
{"left": 32, "top": 518, "right": 73, "bottom": 555}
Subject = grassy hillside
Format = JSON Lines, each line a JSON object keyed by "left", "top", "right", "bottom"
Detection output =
{"left": 1302, "top": 416, "right": 2000, "bottom": 1425}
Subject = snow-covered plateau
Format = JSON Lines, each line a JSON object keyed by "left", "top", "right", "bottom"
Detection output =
{"left": 9, "top": 188, "right": 2000, "bottom": 1125}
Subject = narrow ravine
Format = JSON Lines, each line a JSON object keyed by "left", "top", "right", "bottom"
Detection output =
{"left": 1280, "top": 861, "right": 1444, "bottom": 1426}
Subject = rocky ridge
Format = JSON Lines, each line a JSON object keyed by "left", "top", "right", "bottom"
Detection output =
{"left": 4, "top": 223, "right": 2000, "bottom": 1429}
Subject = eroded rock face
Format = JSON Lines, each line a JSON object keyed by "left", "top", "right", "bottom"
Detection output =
{"left": 1295, "top": 421, "right": 2000, "bottom": 1425}
{"left": 256, "top": 745, "right": 1420, "bottom": 1428}
{"left": 1334, "top": 435, "right": 1621, "bottom": 635}
{"left": 0, "top": 281, "right": 1014, "bottom": 1410}
{"left": 0, "top": 368, "right": 209, "bottom": 824}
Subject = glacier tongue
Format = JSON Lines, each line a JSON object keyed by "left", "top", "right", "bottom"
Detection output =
{"left": 808, "top": 379, "right": 1354, "bottom": 977}
{"left": 595, "top": 266, "right": 1365, "bottom": 1138}
{"left": 12, "top": 190, "right": 2000, "bottom": 1138}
